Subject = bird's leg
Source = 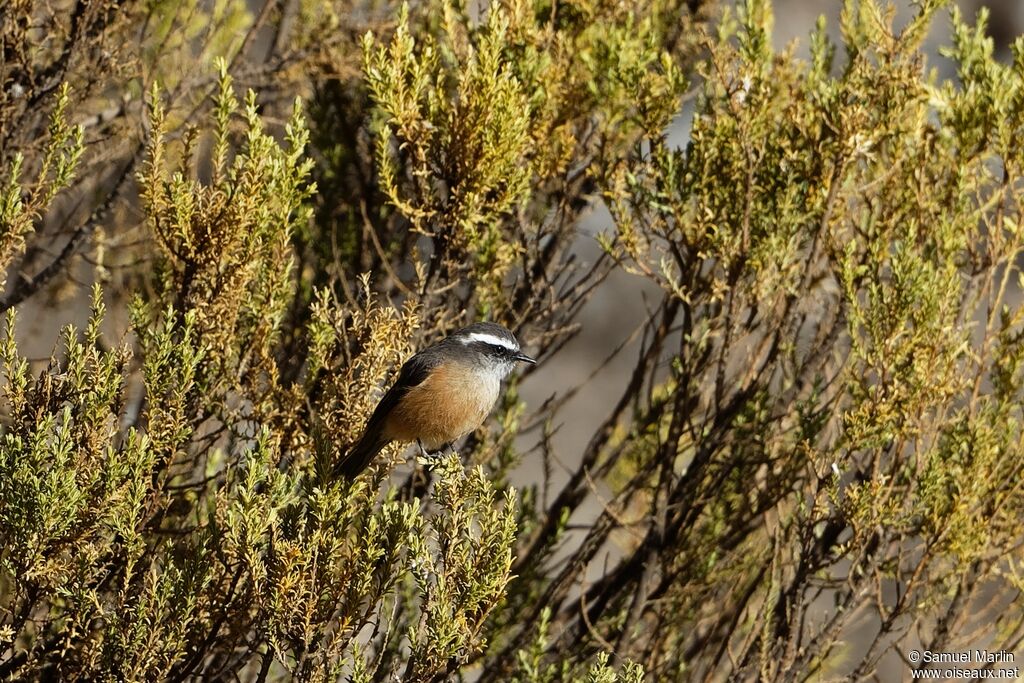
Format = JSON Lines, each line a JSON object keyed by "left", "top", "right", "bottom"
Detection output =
{"left": 443, "top": 442, "right": 456, "bottom": 456}
{"left": 416, "top": 439, "right": 429, "bottom": 458}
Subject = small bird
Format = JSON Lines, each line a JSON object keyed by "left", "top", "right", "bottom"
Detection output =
{"left": 334, "top": 322, "right": 535, "bottom": 479}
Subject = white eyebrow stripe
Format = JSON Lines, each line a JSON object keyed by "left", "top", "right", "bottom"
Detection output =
{"left": 463, "top": 332, "right": 518, "bottom": 350}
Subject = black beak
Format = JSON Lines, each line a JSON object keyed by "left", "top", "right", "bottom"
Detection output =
{"left": 514, "top": 352, "right": 536, "bottom": 364}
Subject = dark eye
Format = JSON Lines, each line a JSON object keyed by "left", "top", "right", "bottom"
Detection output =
{"left": 485, "top": 343, "right": 510, "bottom": 356}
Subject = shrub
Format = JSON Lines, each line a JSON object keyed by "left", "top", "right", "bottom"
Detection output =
{"left": 2, "top": 0, "right": 1023, "bottom": 680}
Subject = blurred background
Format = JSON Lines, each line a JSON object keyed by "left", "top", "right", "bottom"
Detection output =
{"left": 14, "top": 0, "right": 1024, "bottom": 475}
{"left": 14, "top": 0, "right": 1024, "bottom": 557}
{"left": 518, "top": 5, "right": 1024, "bottom": 679}
{"left": 520, "top": 0, "right": 1024, "bottom": 478}
{"left": 775, "top": 0, "right": 1023, "bottom": 57}
{"left": 6, "top": 0, "right": 1024, "bottom": 678}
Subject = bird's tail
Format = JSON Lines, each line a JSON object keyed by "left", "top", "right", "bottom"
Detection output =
{"left": 333, "top": 427, "right": 390, "bottom": 480}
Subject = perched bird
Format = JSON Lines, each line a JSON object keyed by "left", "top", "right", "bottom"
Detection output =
{"left": 334, "top": 322, "right": 535, "bottom": 479}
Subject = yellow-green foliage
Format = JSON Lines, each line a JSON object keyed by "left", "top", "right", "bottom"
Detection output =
{"left": 596, "top": 0, "right": 1024, "bottom": 678}
{"left": 0, "top": 85, "right": 83, "bottom": 287}
{"left": 360, "top": 0, "right": 689, "bottom": 312}
{"left": 7, "top": 0, "right": 1024, "bottom": 680}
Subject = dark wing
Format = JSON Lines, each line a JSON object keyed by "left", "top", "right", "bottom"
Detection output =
{"left": 333, "top": 349, "right": 443, "bottom": 479}
{"left": 362, "top": 349, "right": 443, "bottom": 434}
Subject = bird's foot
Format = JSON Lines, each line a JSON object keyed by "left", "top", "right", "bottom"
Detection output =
{"left": 414, "top": 441, "right": 457, "bottom": 468}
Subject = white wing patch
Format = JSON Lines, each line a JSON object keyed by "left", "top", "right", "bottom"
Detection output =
{"left": 463, "top": 331, "right": 518, "bottom": 351}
